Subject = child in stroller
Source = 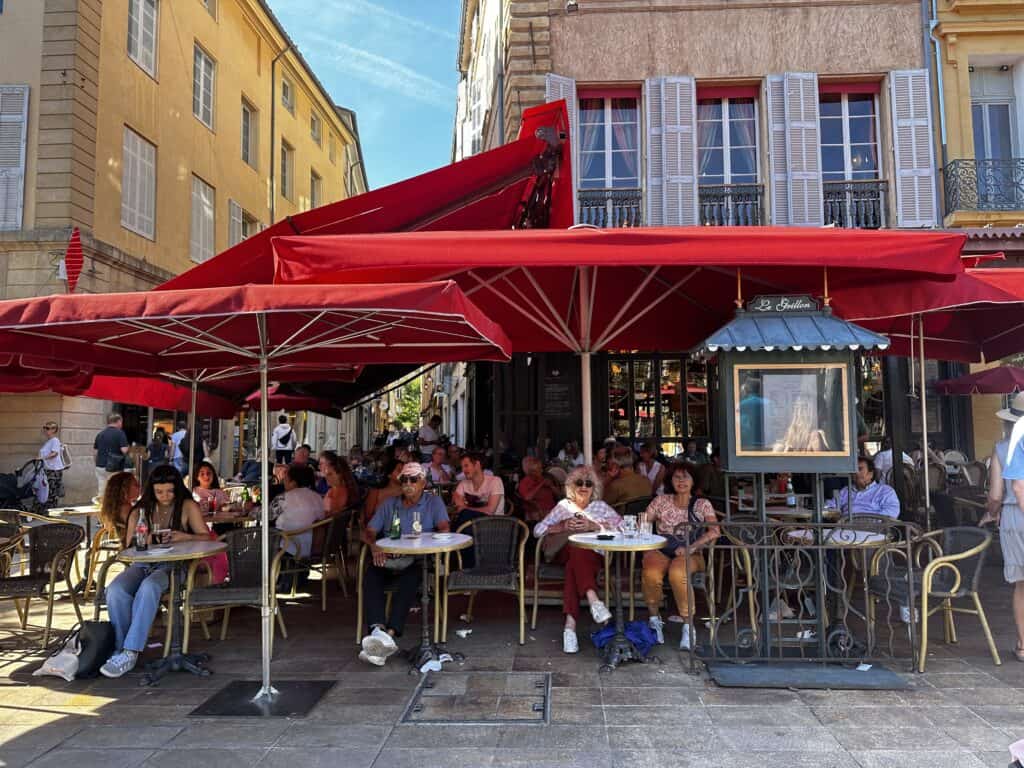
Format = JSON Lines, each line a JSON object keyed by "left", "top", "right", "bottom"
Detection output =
{"left": 0, "top": 459, "right": 49, "bottom": 512}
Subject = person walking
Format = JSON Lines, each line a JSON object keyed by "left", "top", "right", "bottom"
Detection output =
{"left": 144, "top": 427, "right": 170, "bottom": 484}
{"left": 93, "top": 413, "right": 129, "bottom": 497}
{"left": 272, "top": 415, "right": 296, "bottom": 465}
{"left": 39, "top": 421, "right": 67, "bottom": 509}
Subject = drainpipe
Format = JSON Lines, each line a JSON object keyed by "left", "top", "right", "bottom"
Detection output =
{"left": 923, "top": 0, "right": 948, "bottom": 219}
{"left": 269, "top": 44, "right": 294, "bottom": 226}
{"left": 497, "top": 3, "right": 505, "bottom": 146}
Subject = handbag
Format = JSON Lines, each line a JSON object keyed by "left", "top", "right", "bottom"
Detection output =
{"left": 59, "top": 442, "right": 73, "bottom": 470}
{"left": 540, "top": 531, "right": 571, "bottom": 563}
{"left": 33, "top": 625, "right": 82, "bottom": 682}
{"left": 105, "top": 453, "right": 126, "bottom": 472}
{"left": 76, "top": 620, "right": 115, "bottom": 678}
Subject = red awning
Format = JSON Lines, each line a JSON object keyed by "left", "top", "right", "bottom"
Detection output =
{"left": 76, "top": 376, "right": 239, "bottom": 419}
{"left": 244, "top": 383, "right": 339, "bottom": 417}
{"left": 935, "top": 366, "right": 1024, "bottom": 395}
{"left": 270, "top": 227, "right": 968, "bottom": 354}
{"left": 157, "top": 102, "right": 572, "bottom": 292}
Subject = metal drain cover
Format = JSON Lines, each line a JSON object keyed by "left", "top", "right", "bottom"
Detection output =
{"left": 400, "top": 671, "right": 550, "bottom": 725}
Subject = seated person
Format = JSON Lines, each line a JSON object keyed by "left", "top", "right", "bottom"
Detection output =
{"left": 322, "top": 453, "right": 358, "bottom": 518}
{"left": 99, "top": 471, "right": 140, "bottom": 544}
{"left": 192, "top": 460, "right": 230, "bottom": 513}
{"left": 422, "top": 446, "right": 453, "bottom": 485}
{"left": 363, "top": 458, "right": 404, "bottom": 526}
{"left": 826, "top": 457, "right": 900, "bottom": 519}
{"left": 272, "top": 463, "right": 324, "bottom": 558}
{"left": 358, "top": 463, "right": 449, "bottom": 666}
{"left": 235, "top": 459, "right": 271, "bottom": 486}
{"left": 637, "top": 441, "right": 666, "bottom": 494}
{"left": 557, "top": 441, "right": 586, "bottom": 467}
{"left": 100, "top": 465, "right": 211, "bottom": 678}
{"left": 603, "top": 447, "right": 652, "bottom": 508}
{"left": 452, "top": 451, "right": 505, "bottom": 525}
{"left": 534, "top": 465, "right": 620, "bottom": 654}
{"left": 516, "top": 456, "right": 558, "bottom": 522}
{"left": 642, "top": 463, "right": 720, "bottom": 650}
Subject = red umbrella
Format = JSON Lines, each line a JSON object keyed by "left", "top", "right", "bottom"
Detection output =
{"left": 244, "top": 383, "right": 339, "bottom": 417}
{"left": 934, "top": 366, "right": 1024, "bottom": 395}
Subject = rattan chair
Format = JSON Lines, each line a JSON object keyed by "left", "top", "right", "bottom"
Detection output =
{"left": 278, "top": 510, "right": 353, "bottom": 611}
{"left": 530, "top": 532, "right": 611, "bottom": 630}
{"left": 0, "top": 522, "right": 84, "bottom": 646}
{"left": 961, "top": 461, "right": 987, "bottom": 488}
{"left": 353, "top": 542, "right": 400, "bottom": 645}
{"left": 615, "top": 496, "right": 652, "bottom": 620}
{"left": 868, "top": 526, "right": 1000, "bottom": 672}
{"left": 443, "top": 516, "right": 529, "bottom": 644}
{"left": 83, "top": 522, "right": 126, "bottom": 599}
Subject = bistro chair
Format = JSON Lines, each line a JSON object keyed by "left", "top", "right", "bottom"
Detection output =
{"left": 867, "top": 526, "right": 1000, "bottom": 672}
{"left": 0, "top": 522, "right": 84, "bottom": 647}
{"left": 961, "top": 461, "right": 987, "bottom": 488}
{"left": 530, "top": 532, "right": 611, "bottom": 630}
{"left": 443, "top": 516, "right": 529, "bottom": 644}
{"left": 278, "top": 510, "right": 353, "bottom": 611}
{"left": 82, "top": 521, "right": 126, "bottom": 599}
{"left": 705, "top": 517, "right": 761, "bottom": 653}
{"left": 353, "top": 542, "right": 400, "bottom": 645}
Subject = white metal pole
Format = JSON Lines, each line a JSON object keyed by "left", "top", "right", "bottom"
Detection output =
{"left": 919, "top": 314, "right": 931, "bottom": 530}
{"left": 581, "top": 351, "right": 593, "bottom": 464}
{"left": 187, "top": 381, "right": 198, "bottom": 486}
{"left": 255, "top": 353, "right": 276, "bottom": 700}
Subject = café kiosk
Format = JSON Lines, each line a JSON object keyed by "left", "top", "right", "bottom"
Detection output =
{"left": 694, "top": 294, "right": 891, "bottom": 659}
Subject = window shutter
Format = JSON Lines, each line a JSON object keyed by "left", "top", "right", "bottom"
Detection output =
{"left": 661, "top": 76, "right": 699, "bottom": 226}
{"left": 783, "top": 72, "right": 824, "bottom": 226}
{"left": 645, "top": 78, "right": 665, "bottom": 226}
{"left": 545, "top": 73, "right": 579, "bottom": 224}
{"left": 0, "top": 85, "right": 29, "bottom": 231}
{"left": 120, "top": 127, "right": 156, "bottom": 239}
{"left": 890, "top": 69, "right": 937, "bottom": 228}
{"left": 229, "top": 199, "right": 243, "bottom": 247}
{"left": 765, "top": 76, "right": 789, "bottom": 225}
{"left": 190, "top": 176, "right": 214, "bottom": 263}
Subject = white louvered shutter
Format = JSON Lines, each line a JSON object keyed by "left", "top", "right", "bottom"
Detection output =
{"left": 228, "top": 199, "right": 243, "bottom": 246}
{"left": 0, "top": 86, "right": 29, "bottom": 231}
{"left": 661, "top": 76, "right": 699, "bottom": 226}
{"left": 120, "top": 127, "right": 156, "bottom": 239}
{"left": 890, "top": 69, "right": 938, "bottom": 228}
{"left": 545, "top": 73, "right": 579, "bottom": 223}
{"left": 645, "top": 78, "right": 665, "bottom": 226}
{"left": 783, "top": 72, "right": 824, "bottom": 226}
{"left": 765, "top": 76, "right": 789, "bottom": 225}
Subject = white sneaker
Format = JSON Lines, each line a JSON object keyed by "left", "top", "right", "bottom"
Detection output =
{"left": 99, "top": 649, "right": 138, "bottom": 678}
{"left": 562, "top": 628, "right": 579, "bottom": 654}
{"left": 358, "top": 650, "right": 386, "bottom": 667}
{"left": 362, "top": 626, "right": 398, "bottom": 658}
{"left": 648, "top": 615, "right": 665, "bottom": 645}
{"left": 679, "top": 623, "right": 693, "bottom": 651}
{"left": 899, "top": 605, "right": 920, "bottom": 624}
{"left": 590, "top": 600, "right": 611, "bottom": 625}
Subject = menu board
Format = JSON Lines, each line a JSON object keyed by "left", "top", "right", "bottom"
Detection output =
{"left": 543, "top": 373, "right": 573, "bottom": 419}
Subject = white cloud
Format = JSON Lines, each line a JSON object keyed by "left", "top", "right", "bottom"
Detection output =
{"left": 282, "top": 0, "right": 456, "bottom": 41}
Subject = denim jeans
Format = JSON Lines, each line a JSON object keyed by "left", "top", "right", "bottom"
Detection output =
{"left": 107, "top": 564, "right": 170, "bottom": 652}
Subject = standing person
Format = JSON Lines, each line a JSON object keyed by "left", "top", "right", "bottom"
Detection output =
{"left": 533, "top": 465, "right": 620, "bottom": 653}
{"left": 980, "top": 395, "right": 1024, "bottom": 662}
{"left": 637, "top": 441, "right": 666, "bottom": 494}
{"left": 100, "top": 465, "right": 211, "bottom": 678}
{"left": 39, "top": 421, "right": 67, "bottom": 509}
{"left": 169, "top": 421, "right": 187, "bottom": 474}
{"left": 93, "top": 413, "right": 129, "bottom": 497}
{"left": 272, "top": 415, "right": 296, "bottom": 465}
{"left": 418, "top": 415, "right": 443, "bottom": 462}
{"left": 144, "top": 427, "right": 169, "bottom": 484}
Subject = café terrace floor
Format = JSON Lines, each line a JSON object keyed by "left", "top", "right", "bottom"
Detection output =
{"left": 1, "top": 565, "right": 1022, "bottom": 768}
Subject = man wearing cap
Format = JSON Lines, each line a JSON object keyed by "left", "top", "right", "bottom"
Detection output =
{"left": 980, "top": 392, "right": 1024, "bottom": 662}
{"left": 358, "top": 462, "right": 450, "bottom": 666}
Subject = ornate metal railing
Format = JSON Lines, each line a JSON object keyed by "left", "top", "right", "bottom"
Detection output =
{"left": 823, "top": 180, "right": 887, "bottom": 229}
{"left": 577, "top": 188, "right": 642, "bottom": 228}
{"left": 699, "top": 183, "right": 764, "bottom": 226}
{"left": 945, "top": 158, "right": 1024, "bottom": 212}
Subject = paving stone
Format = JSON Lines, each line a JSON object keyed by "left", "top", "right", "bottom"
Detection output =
{"left": 385, "top": 724, "right": 502, "bottom": 749}
{"left": 707, "top": 704, "right": 820, "bottom": 726}
{"left": 165, "top": 722, "right": 289, "bottom": 748}
{"left": 550, "top": 686, "right": 601, "bottom": 706}
{"left": 713, "top": 725, "right": 844, "bottom": 752}
{"left": 306, "top": 703, "right": 405, "bottom": 724}
{"left": 495, "top": 724, "right": 607, "bottom": 750}
{"left": 968, "top": 704, "right": 1024, "bottom": 728}
{"left": 26, "top": 749, "right": 155, "bottom": 768}
{"left": 0, "top": 724, "right": 78, "bottom": 752}
{"left": 372, "top": 748, "right": 493, "bottom": 768}
{"left": 939, "top": 720, "right": 1016, "bottom": 751}
{"left": 603, "top": 705, "right": 711, "bottom": 727}
{"left": 140, "top": 749, "right": 268, "bottom": 768}
{"left": 599, "top": 686, "right": 701, "bottom": 706}
{"left": 489, "top": 750, "right": 613, "bottom": 768}
{"left": 848, "top": 750, "right": 988, "bottom": 768}
{"left": 940, "top": 687, "right": 1024, "bottom": 706}
{"left": 65, "top": 725, "right": 183, "bottom": 748}
{"left": 0, "top": 749, "right": 44, "bottom": 768}
{"left": 811, "top": 706, "right": 934, "bottom": 728}
{"left": 549, "top": 702, "right": 604, "bottom": 724}
{"left": 606, "top": 725, "right": 723, "bottom": 751}
{"left": 925, "top": 673, "right": 1007, "bottom": 689}
{"left": 258, "top": 747, "right": 378, "bottom": 768}
{"left": 275, "top": 724, "right": 390, "bottom": 748}
{"left": 826, "top": 724, "right": 963, "bottom": 751}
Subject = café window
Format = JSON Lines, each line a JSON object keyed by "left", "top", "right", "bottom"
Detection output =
{"left": 578, "top": 96, "right": 641, "bottom": 189}
{"left": 607, "top": 355, "right": 710, "bottom": 456}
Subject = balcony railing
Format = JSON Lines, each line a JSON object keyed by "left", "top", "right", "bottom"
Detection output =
{"left": 699, "top": 183, "right": 764, "bottom": 226}
{"left": 823, "top": 179, "right": 887, "bottom": 229}
{"left": 945, "top": 158, "right": 1024, "bottom": 212}
{"left": 577, "top": 188, "right": 642, "bottom": 228}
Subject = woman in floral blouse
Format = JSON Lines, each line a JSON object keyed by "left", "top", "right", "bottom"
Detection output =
{"left": 534, "top": 465, "right": 622, "bottom": 654}
{"left": 642, "top": 462, "right": 720, "bottom": 650}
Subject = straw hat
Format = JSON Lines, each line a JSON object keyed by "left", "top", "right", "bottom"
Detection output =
{"left": 996, "top": 392, "right": 1024, "bottom": 422}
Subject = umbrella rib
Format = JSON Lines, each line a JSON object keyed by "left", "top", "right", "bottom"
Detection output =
{"left": 565, "top": 267, "right": 580, "bottom": 329}
{"left": 465, "top": 270, "right": 578, "bottom": 350}
{"left": 121, "top": 318, "right": 255, "bottom": 359}
{"left": 593, "top": 269, "right": 699, "bottom": 351}
{"left": 520, "top": 268, "right": 580, "bottom": 350}
{"left": 592, "top": 266, "right": 663, "bottom": 351}
{"left": 266, "top": 310, "right": 330, "bottom": 360}
{"left": 159, "top": 315, "right": 238, "bottom": 356}
{"left": 282, "top": 316, "right": 408, "bottom": 356}
{"left": 460, "top": 267, "right": 519, "bottom": 297}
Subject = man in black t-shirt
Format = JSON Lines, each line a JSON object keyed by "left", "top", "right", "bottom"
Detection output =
{"left": 93, "top": 412, "right": 129, "bottom": 496}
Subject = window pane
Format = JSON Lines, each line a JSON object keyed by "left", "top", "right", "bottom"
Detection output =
{"left": 850, "top": 145, "right": 878, "bottom": 175}
{"left": 730, "top": 147, "right": 756, "bottom": 176}
{"left": 633, "top": 360, "right": 655, "bottom": 438}
{"left": 698, "top": 119, "right": 723, "bottom": 149}
{"left": 579, "top": 98, "right": 604, "bottom": 124}
{"left": 820, "top": 117, "right": 844, "bottom": 146}
{"left": 972, "top": 103, "right": 987, "bottom": 158}
{"left": 848, "top": 116, "right": 876, "bottom": 145}
{"left": 660, "top": 360, "right": 683, "bottom": 440}
{"left": 731, "top": 173, "right": 757, "bottom": 185}
{"left": 819, "top": 94, "right": 842, "bottom": 117}
{"left": 579, "top": 151, "right": 605, "bottom": 186}
{"left": 579, "top": 122, "right": 605, "bottom": 152}
{"left": 686, "top": 359, "right": 709, "bottom": 437}
{"left": 611, "top": 123, "right": 637, "bottom": 152}
{"left": 611, "top": 152, "right": 638, "bottom": 185}
{"left": 697, "top": 100, "right": 722, "bottom": 121}
{"left": 821, "top": 146, "right": 845, "bottom": 174}
{"left": 847, "top": 94, "right": 875, "bottom": 117}
{"left": 698, "top": 148, "right": 723, "bottom": 179}
{"left": 610, "top": 98, "right": 637, "bottom": 122}
{"left": 728, "top": 98, "right": 755, "bottom": 120}
{"left": 823, "top": 170, "right": 846, "bottom": 181}
{"left": 608, "top": 361, "right": 630, "bottom": 438}
{"left": 729, "top": 118, "right": 756, "bottom": 149}
{"left": 988, "top": 103, "right": 1013, "bottom": 159}
{"left": 700, "top": 175, "right": 725, "bottom": 186}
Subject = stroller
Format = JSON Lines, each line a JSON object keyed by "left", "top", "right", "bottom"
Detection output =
{"left": 0, "top": 459, "right": 49, "bottom": 512}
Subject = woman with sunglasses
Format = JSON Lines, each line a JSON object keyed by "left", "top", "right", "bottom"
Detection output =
{"left": 100, "top": 465, "right": 212, "bottom": 679}
{"left": 533, "top": 465, "right": 622, "bottom": 654}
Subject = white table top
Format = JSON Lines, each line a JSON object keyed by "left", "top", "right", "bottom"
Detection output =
{"left": 786, "top": 528, "right": 888, "bottom": 547}
{"left": 117, "top": 539, "right": 227, "bottom": 564}
{"left": 570, "top": 532, "right": 667, "bottom": 553}
{"left": 53, "top": 505, "right": 101, "bottom": 517}
{"left": 375, "top": 531, "right": 472, "bottom": 555}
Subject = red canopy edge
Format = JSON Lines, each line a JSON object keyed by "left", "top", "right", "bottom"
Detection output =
{"left": 934, "top": 366, "right": 1024, "bottom": 396}
{"left": 74, "top": 376, "right": 239, "bottom": 419}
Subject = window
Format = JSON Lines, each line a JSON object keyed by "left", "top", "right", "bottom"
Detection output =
{"left": 971, "top": 67, "right": 1017, "bottom": 161}
{"left": 281, "top": 77, "right": 294, "bottom": 113}
{"left": 329, "top": 133, "right": 337, "bottom": 164}
{"left": 697, "top": 98, "right": 758, "bottom": 186}
{"left": 241, "top": 99, "right": 257, "bottom": 168}
{"left": 819, "top": 93, "right": 880, "bottom": 181}
{"left": 200, "top": 0, "right": 216, "bottom": 17}
{"left": 193, "top": 44, "right": 215, "bottom": 128}
{"left": 310, "top": 169, "right": 322, "bottom": 209}
{"left": 127, "top": 0, "right": 158, "bottom": 77}
{"left": 190, "top": 175, "right": 215, "bottom": 263}
{"left": 310, "top": 112, "right": 321, "bottom": 145}
{"left": 578, "top": 97, "right": 640, "bottom": 189}
{"left": 229, "top": 200, "right": 261, "bottom": 246}
{"left": 280, "top": 140, "right": 294, "bottom": 200}
{"left": 121, "top": 126, "right": 156, "bottom": 239}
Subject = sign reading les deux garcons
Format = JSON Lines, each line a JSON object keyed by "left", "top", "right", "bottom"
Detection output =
{"left": 747, "top": 295, "right": 819, "bottom": 314}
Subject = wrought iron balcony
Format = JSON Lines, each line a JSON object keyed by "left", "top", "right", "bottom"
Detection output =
{"left": 577, "top": 188, "right": 642, "bottom": 228}
{"left": 699, "top": 183, "right": 764, "bottom": 226}
{"left": 823, "top": 179, "right": 887, "bottom": 229}
{"left": 945, "top": 158, "right": 1024, "bottom": 212}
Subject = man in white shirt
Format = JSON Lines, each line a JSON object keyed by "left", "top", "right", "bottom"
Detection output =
{"left": 873, "top": 437, "right": 913, "bottom": 485}
{"left": 452, "top": 451, "right": 505, "bottom": 568}
{"left": 418, "top": 415, "right": 442, "bottom": 461}
{"left": 272, "top": 463, "right": 324, "bottom": 559}
{"left": 169, "top": 422, "right": 187, "bottom": 474}
{"left": 272, "top": 414, "right": 296, "bottom": 465}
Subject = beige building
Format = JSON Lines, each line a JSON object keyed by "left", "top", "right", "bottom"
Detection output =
{"left": 0, "top": 0, "right": 368, "bottom": 502}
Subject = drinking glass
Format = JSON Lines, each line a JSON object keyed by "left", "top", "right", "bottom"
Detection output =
{"left": 622, "top": 515, "right": 638, "bottom": 538}
{"left": 638, "top": 511, "right": 651, "bottom": 537}
{"left": 411, "top": 509, "right": 422, "bottom": 538}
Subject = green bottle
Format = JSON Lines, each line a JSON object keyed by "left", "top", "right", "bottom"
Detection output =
{"left": 388, "top": 510, "right": 402, "bottom": 540}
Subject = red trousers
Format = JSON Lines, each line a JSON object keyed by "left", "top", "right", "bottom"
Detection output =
{"left": 556, "top": 544, "right": 603, "bottom": 619}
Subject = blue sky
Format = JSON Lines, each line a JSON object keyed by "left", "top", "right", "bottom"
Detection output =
{"left": 267, "top": 0, "right": 461, "bottom": 189}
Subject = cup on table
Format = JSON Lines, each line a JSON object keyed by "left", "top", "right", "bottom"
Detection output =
{"left": 638, "top": 512, "right": 651, "bottom": 537}
{"left": 152, "top": 527, "right": 171, "bottom": 545}
{"left": 622, "top": 515, "right": 638, "bottom": 538}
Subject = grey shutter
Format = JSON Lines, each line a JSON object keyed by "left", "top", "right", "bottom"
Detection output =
{"left": 645, "top": 78, "right": 665, "bottom": 226}
{"left": 890, "top": 69, "right": 938, "bottom": 227}
{"left": 765, "top": 76, "right": 790, "bottom": 225}
{"left": 783, "top": 72, "right": 824, "bottom": 226}
{"left": 229, "top": 199, "right": 243, "bottom": 246}
{"left": 545, "top": 73, "right": 579, "bottom": 224}
{"left": 661, "top": 77, "right": 699, "bottom": 226}
{"left": 0, "top": 85, "right": 29, "bottom": 231}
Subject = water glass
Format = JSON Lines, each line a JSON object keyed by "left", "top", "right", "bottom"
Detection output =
{"left": 411, "top": 509, "right": 422, "bottom": 538}
{"left": 638, "top": 512, "right": 652, "bottom": 537}
{"left": 622, "top": 515, "right": 638, "bottom": 538}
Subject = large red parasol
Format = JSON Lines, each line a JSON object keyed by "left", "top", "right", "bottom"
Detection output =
{"left": 934, "top": 366, "right": 1024, "bottom": 396}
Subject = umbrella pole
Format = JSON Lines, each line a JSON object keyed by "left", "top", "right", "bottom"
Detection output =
{"left": 919, "top": 314, "right": 931, "bottom": 531}
{"left": 187, "top": 381, "right": 198, "bottom": 486}
{"left": 255, "top": 353, "right": 276, "bottom": 701}
{"left": 581, "top": 351, "right": 593, "bottom": 464}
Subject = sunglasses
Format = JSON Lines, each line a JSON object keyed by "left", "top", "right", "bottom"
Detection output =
{"left": 399, "top": 475, "right": 422, "bottom": 485}
{"left": 573, "top": 479, "right": 595, "bottom": 488}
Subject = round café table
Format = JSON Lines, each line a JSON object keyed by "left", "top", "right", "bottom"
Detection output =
{"left": 117, "top": 539, "right": 227, "bottom": 685}
{"left": 569, "top": 531, "right": 666, "bottom": 672}
{"left": 375, "top": 532, "right": 472, "bottom": 673}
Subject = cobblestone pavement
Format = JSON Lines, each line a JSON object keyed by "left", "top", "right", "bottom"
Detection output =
{"left": 1, "top": 562, "right": 1022, "bottom": 768}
